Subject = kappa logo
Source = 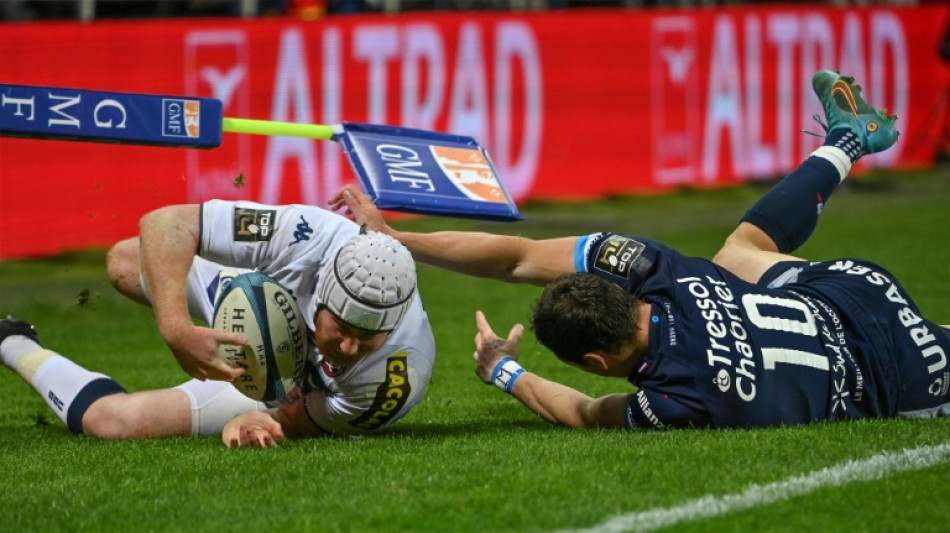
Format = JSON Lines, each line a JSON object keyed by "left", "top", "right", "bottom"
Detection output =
{"left": 593, "top": 235, "right": 646, "bottom": 278}
{"left": 431, "top": 146, "right": 506, "bottom": 204}
{"left": 233, "top": 207, "right": 276, "bottom": 242}
{"left": 289, "top": 215, "right": 313, "bottom": 246}
{"left": 162, "top": 98, "right": 201, "bottom": 138}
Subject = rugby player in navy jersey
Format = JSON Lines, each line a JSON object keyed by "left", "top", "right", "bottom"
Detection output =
{"left": 332, "top": 70, "right": 949, "bottom": 429}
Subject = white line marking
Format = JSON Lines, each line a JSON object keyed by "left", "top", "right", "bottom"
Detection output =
{"left": 556, "top": 442, "right": 950, "bottom": 533}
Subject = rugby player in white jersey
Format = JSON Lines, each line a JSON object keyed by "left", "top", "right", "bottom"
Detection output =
{"left": 0, "top": 201, "right": 435, "bottom": 447}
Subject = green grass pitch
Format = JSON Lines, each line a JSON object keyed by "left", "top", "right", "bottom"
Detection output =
{"left": 0, "top": 169, "right": 948, "bottom": 532}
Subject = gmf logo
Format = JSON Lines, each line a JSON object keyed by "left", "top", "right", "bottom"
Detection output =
{"left": 431, "top": 146, "right": 506, "bottom": 203}
{"left": 162, "top": 98, "right": 201, "bottom": 138}
{"left": 184, "top": 100, "right": 201, "bottom": 137}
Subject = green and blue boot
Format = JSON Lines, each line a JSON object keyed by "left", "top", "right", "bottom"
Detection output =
{"left": 811, "top": 69, "right": 899, "bottom": 158}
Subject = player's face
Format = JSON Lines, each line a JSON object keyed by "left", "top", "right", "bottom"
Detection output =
{"left": 312, "top": 308, "right": 389, "bottom": 367}
{"left": 568, "top": 342, "right": 639, "bottom": 378}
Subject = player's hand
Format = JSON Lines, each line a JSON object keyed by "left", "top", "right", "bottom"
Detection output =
{"left": 222, "top": 411, "right": 286, "bottom": 448}
{"left": 163, "top": 322, "right": 246, "bottom": 382}
{"left": 327, "top": 185, "right": 392, "bottom": 234}
{"left": 473, "top": 310, "right": 524, "bottom": 384}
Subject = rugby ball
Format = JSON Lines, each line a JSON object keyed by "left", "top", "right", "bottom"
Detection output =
{"left": 212, "top": 272, "right": 307, "bottom": 402}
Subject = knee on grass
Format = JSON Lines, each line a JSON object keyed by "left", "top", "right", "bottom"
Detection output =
{"left": 81, "top": 389, "right": 194, "bottom": 440}
{"left": 81, "top": 394, "right": 144, "bottom": 439}
{"left": 106, "top": 239, "right": 148, "bottom": 305}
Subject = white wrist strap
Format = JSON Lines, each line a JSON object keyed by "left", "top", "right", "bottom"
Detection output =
{"left": 490, "top": 356, "right": 525, "bottom": 394}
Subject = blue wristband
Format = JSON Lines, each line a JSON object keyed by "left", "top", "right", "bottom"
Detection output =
{"left": 491, "top": 356, "right": 525, "bottom": 394}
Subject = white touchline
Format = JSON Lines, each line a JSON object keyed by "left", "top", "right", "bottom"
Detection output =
{"left": 557, "top": 442, "right": 950, "bottom": 533}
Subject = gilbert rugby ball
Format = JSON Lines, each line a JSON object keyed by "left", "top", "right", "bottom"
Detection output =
{"left": 212, "top": 272, "right": 307, "bottom": 402}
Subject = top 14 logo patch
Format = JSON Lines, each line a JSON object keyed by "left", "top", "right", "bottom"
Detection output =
{"left": 593, "top": 235, "right": 646, "bottom": 278}
{"left": 233, "top": 207, "right": 276, "bottom": 242}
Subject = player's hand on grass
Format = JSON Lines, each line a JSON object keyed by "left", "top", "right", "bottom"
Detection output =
{"left": 327, "top": 185, "right": 392, "bottom": 234}
{"left": 473, "top": 310, "right": 524, "bottom": 384}
{"left": 164, "top": 323, "right": 246, "bottom": 382}
{"left": 222, "top": 411, "right": 286, "bottom": 448}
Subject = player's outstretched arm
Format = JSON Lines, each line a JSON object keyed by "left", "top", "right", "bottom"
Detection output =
{"left": 473, "top": 311, "right": 629, "bottom": 429}
{"left": 329, "top": 185, "right": 576, "bottom": 286}
{"left": 139, "top": 204, "right": 246, "bottom": 381}
{"left": 511, "top": 375, "right": 631, "bottom": 429}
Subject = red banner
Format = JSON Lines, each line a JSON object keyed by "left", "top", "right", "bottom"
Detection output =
{"left": 1, "top": 5, "right": 947, "bottom": 258}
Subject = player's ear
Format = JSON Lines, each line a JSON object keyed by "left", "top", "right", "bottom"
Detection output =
{"left": 582, "top": 352, "right": 609, "bottom": 372}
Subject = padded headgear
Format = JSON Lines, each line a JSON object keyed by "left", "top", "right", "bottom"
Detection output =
{"left": 313, "top": 231, "right": 416, "bottom": 332}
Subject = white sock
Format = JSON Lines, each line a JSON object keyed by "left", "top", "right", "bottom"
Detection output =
{"left": 1, "top": 335, "right": 43, "bottom": 368}
{"left": 810, "top": 145, "right": 853, "bottom": 182}
{"left": 2, "top": 338, "right": 125, "bottom": 434}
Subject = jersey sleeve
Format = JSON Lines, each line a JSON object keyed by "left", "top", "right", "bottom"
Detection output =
{"left": 625, "top": 388, "right": 711, "bottom": 430}
{"left": 198, "top": 199, "right": 356, "bottom": 272}
{"left": 574, "top": 233, "right": 678, "bottom": 297}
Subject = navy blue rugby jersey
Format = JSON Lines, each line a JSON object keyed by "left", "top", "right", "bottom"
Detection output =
{"left": 574, "top": 233, "right": 949, "bottom": 429}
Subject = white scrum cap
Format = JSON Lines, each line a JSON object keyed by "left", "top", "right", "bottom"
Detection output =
{"left": 314, "top": 231, "right": 416, "bottom": 332}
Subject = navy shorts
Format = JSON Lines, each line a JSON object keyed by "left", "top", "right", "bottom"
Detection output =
{"left": 761, "top": 259, "right": 950, "bottom": 417}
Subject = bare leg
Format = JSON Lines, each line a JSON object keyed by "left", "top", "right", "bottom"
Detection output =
{"left": 712, "top": 222, "right": 804, "bottom": 284}
{"left": 1, "top": 324, "right": 193, "bottom": 439}
{"left": 107, "top": 237, "right": 150, "bottom": 306}
{"left": 715, "top": 70, "right": 901, "bottom": 284}
{"left": 82, "top": 388, "right": 193, "bottom": 439}
{"left": 713, "top": 149, "right": 849, "bottom": 284}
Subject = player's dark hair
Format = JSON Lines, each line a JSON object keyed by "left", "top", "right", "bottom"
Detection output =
{"left": 531, "top": 273, "right": 639, "bottom": 365}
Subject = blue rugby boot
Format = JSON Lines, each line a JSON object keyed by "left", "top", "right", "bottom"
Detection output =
{"left": 811, "top": 69, "right": 899, "bottom": 157}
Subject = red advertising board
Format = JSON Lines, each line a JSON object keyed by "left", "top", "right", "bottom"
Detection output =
{"left": 1, "top": 5, "right": 947, "bottom": 258}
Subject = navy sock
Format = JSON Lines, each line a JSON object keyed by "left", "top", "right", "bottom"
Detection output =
{"left": 66, "top": 378, "right": 127, "bottom": 434}
{"left": 739, "top": 129, "right": 860, "bottom": 253}
{"left": 740, "top": 157, "right": 842, "bottom": 254}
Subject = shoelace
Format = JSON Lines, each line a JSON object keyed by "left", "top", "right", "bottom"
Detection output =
{"left": 801, "top": 113, "right": 830, "bottom": 138}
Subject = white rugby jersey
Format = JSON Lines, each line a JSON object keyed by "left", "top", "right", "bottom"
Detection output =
{"left": 196, "top": 200, "right": 436, "bottom": 436}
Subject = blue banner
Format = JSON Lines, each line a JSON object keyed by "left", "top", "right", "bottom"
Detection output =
{"left": 0, "top": 84, "right": 223, "bottom": 149}
{"left": 338, "top": 123, "right": 522, "bottom": 221}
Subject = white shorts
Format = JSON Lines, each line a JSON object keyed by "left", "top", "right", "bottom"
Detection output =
{"left": 175, "top": 379, "right": 265, "bottom": 436}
